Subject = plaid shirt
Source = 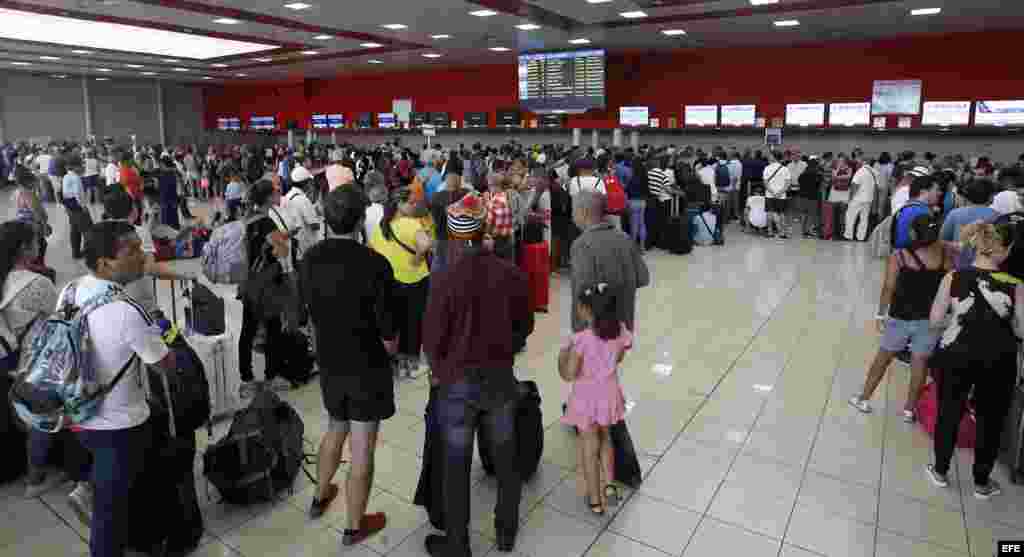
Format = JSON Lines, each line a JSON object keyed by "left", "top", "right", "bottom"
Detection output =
{"left": 485, "top": 191, "right": 514, "bottom": 238}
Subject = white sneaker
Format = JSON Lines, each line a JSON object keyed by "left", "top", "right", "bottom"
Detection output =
{"left": 848, "top": 395, "right": 872, "bottom": 414}
{"left": 68, "top": 482, "right": 94, "bottom": 527}
{"left": 925, "top": 464, "right": 949, "bottom": 488}
{"left": 975, "top": 479, "right": 1003, "bottom": 500}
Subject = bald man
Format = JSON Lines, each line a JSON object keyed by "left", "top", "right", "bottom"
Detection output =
{"left": 570, "top": 190, "right": 650, "bottom": 334}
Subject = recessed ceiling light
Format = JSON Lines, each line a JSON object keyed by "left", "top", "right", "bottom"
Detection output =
{"left": 253, "top": 57, "right": 272, "bottom": 62}
{"left": 911, "top": 7, "right": 942, "bottom": 15}
{"left": 585, "top": 0, "right": 613, "bottom": 3}
{"left": 141, "top": 71, "right": 157, "bottom": 75}
{"left": 202, "top": 76, "right": 213, "bottom": 80}
{"left": 283, "top": 2, "right": 313, "bottom": 9}
{"left": 173, "top": 67, "right": 190, "bottom": 72}
{"left": 516, "top": 23, "right": 541, "bottom": 30}
{"left": 360, "top": 42, "right": 383, "bottom": 48}
{"left": 367, "top": 59, "right": 383, "bottom": 64}
{"left": 313, "top": 34, "right": 332, "bottom": 40}
{"left": 469, "top": 9, "right": 497, "bottom": 16}
{"left": 52, "top": 74, "right": 67, "bottom": 78}
{"left": 71, "top": 49, "right": 92, "bottom": 54}
{"left": 11, "top": 61, "right": 31, "bottom": 66}
{"left": 39, "top": 55, "right": 61, "bottom": 60}
{"left": 422, "top": 53, "right": 442, "bottom": 58}
{"left": 381, "top": 24, "right": 407, "bottom": 30}
{"left": 301, "top": 50, "right": 318, "bottom": 55}
{"left": 236, "top": 73, "right": 248, "bottom": 77}
{"left": 163, "top": 58, "right": 180, "bottom": 63}
{"left": 750, "top": 0, "right": 779, "bottom": 4}
{"left": 212, "top": 17, "right": 240, "bottom": 24}
{"left": 620, "top": 10, "right": 647, "bottom": 18}
{"left": 569, "top": 38, "right": 591, "bottom": 45}
{"left": 95, "top": 77, "right": 109, "bottom": 81}
{"left": 211, "top": 63, "right": 228, "bottom": 67}
{"left": 489, "top": 46, "right": 510, "bottom": 52}
{"left": 431, "top": 34, "right": 451, "bottom": 39}
{"left": 125, "top": 64, "right": 144, "bottom": 68}
{"left": 774, "top": 19, "right": 800, "bottom": 26}
{"left": 661, "top": 29, "right": 686, "bottom": 36}
{"left": 96, "top": 67, "right": 112, "bottom": 72}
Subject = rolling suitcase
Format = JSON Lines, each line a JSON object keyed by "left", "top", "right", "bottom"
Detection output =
{"left": 663, "top": 195, "right": 692, "bottom": 255}
{"left": 519, "top": 241, "right": 550, "bottom": 313}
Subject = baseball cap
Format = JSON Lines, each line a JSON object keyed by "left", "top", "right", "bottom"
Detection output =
{"left": 291, "top": 166, "right": 313, "bottom": 183}
{"left": 908, "top": 166, "right": 931, "bottom": 178}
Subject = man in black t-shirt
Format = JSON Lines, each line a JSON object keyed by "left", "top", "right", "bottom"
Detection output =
{"left": 299, "top": 188, "right": 398, "bottom": 547}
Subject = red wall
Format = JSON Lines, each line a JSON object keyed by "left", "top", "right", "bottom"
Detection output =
{"left": 203, "top": 31, "right": 1023, "bottom": 131}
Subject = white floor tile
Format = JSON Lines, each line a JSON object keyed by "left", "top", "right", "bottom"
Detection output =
{"left": 587, "top": 531, "right": 672, "bottom": 557}
{"left": 785, "top": 505, "right": 875, "bottom": 557}
{"left": 609, "top": 493, "right": 700, "bottom": 556}
{"left": 514, "top": 505, "right": 600, "bottom": 557}
{"left": 683, "top": 517, "right": 782, "bottom": 557}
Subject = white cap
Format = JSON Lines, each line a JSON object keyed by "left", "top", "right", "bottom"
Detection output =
{"left": 291, "top": 166, "right": 313, "bottom": 183}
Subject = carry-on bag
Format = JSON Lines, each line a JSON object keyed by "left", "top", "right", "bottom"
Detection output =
{"left": 663, "top": 195, "right": 692, "bottom": 255}
{"left": 519, "top": 241, "right": 550, "bottom": 313}
{"left": 478, "top": 380, "right": 544, "bottom": 481}
{"left": 610, "top": 421, "right": 643, "bottom": 489}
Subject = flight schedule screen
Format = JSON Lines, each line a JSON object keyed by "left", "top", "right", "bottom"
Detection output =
{"left": 518, "top": 49, "right": 605, "bottom": 112}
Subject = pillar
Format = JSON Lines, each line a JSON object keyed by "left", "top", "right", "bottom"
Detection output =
{"left": 306, "top": 129, "right": 313, "bottom": 146}
{"left": 331, "top": 131, "right": 337, "bottom": 145}
{"left": 287, "top": 130, "right": 295, "bottom": 149}
{"left": 572, "top": 128, "right": 581, "bottom": 147}
{"left": 612, "top": 128, "right": 623, "bottom": 148}
{"left": 155, "top": 80, "right": 167, "bottom": 146}
{"left": 630, "top": 130, "right": 639, "bottom": 152}
{"left": 591, "top": 130, "right": 598, "bottom": 150}
{"left": 81, "top": 76, "right": 94, "bottom": 139}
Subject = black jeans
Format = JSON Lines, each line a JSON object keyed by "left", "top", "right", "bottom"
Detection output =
{"left": 438, "top": 375, "right": 521, "bottom": 557}
{"left": 68, "top": 206, "right": 93, "bottom": 259}
{"left": 394, "top": 278, "right": 430, "bottom": 359}
{"left": 933, "top": 355, "right": 1017, "bottom": 485}
{"left": 238, "top": 299, "right": 284, "bottom": 383}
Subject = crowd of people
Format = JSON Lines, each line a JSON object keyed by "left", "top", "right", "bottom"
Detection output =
{"left": 2, "top": 134, "right": 1024, "bottom": 557}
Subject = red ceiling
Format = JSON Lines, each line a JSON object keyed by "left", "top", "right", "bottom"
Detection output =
{"left": 203, "top": 31, "right": 1023, "bottom": 130}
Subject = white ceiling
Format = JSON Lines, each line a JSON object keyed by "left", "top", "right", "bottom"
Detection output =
{"left": 0, "top": 0, "right": 1021, "bottom": 83}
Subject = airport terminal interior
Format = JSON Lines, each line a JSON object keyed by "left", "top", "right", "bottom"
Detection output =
{"left": 3, "top": 1, "right": 1024, "bottom": 557}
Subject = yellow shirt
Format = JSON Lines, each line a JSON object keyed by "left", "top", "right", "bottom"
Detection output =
{"left": 370, "top": 216, "right": 430, "bottom": 284}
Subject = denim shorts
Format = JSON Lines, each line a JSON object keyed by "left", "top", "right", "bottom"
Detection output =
{"left": 880, "top": 318, "right": 938, "bottom": 355}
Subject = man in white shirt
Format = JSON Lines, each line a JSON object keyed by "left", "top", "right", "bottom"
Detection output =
{"left": 697, "top": 159, "right": 718, "bottom": 203}
{"left": 104, "top": 157, "right": 120, "bottom": 187}
{"left": 787, "top": 152, "right": 807, "bottom": 192}
{"left": 285, "top": 166, "right": 323, "bottom": 260}
{"left": 845, "top": 159, "right": 879, "bottom": 241}
{"left": 763, "top": 151, "right": 792, "bottom": 239}
{"left": 364, "top": 186, "right": 386, "bottom": 244}
{"left": 727, "top": 152, "right": 743, "bottom": 221}
{"left": 68, "top": 220, "right": 174, "bottom": 557}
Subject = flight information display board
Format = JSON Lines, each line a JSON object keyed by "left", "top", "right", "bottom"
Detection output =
{"left": 312, "top": 114, "right": 329, "bottom": 129}
{"left": 518, "top": 49, "right": 606, "bottom": 112}
{"left": 249, "top": 116, "right": 276, "bottom": 130}
{"left": 975, "top": 100, "right": 1024, "bottom": 126}
{"left": 922, "top": 101, "right": 971, "bottom": 126}
{"left": 217, "top": 117, "right": 240, "bottom": 130}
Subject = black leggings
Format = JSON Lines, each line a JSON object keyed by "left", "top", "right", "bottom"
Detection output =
{"left": 394, "top": 277, "right": 430, "bottom": 359}
{"left": 933, "top": 355, "right": 1017, "bottom": 485}
{"left": 238, "top": 300, "right": 284, "bottom": 383}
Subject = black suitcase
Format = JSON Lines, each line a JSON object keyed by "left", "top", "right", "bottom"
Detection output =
{"left": 663, "top": 195, "right": 692, "bottom": 255}
{"left": 832, "top": 202, "right": 846, "bottom": 241}
{"left": 479, "top": 380, "right": 544, "bottom": 481}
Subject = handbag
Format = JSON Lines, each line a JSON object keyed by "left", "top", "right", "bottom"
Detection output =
{"left": 393, "top": 233, "right": 433, "bottom": 269}
{"left": 522, "top": 190, "right": 546, "bottom": 245}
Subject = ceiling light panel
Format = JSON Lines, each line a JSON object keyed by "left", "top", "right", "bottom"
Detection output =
{"left": 774, "top": 19, "right": 800, "bottom": 26}
{"left": 662, "top": 29, "right": 686, "bottom": 36}
{"left": 569, "top": 38, "right": 591, "bottom": 44}
{"left": 211, "top": 63, "right": 228, "bottom": 67}
{"left": 95, "top": 77, "right": 109, "bottom": 81}
{"left": 422, "top": 53, "right": 442, "bottom": 58}
{"left": 0, "top": 8, "right": 275, "bottom": 60}
{"left": 516, "top": 23, "right": 541, "bottom": 30}
{"left": 313, "top": 34, "right": 333, "bottom": 39}
{"left": 381, "top": 24, "right": 407, "bottom": 30}
{"left": 11, "top": 61, "right": 31, "bottom": 66}
{"left": 911, "top": 7, "right": 942, "bottom": 15}
{"left": 431, "top": 34, "right": 451, "bottom": 39}
{"left": 283, "top": 2, "right": 313, "bottom": 9}
{"left": 361, "top": 42, "right": 383, "bottom": 48}
{"left": 212, "top": 18, "right": 240, "bottom": 24}
{"left": 301, "top": 50, "right": 319, "bottom": 55}
{"left": 367, "top": 59, "right": 383, "bottom": 64}
{"left": 750, "top": 0, "right": 779, "bottom": 4}
{"left": 470, "top": 10, "right": 498, "bottom": 17}
{"left": 586, "top": 0, "right": 613, "bottom": 3}
{"left": 620, "top": 11, "right": 648, "bottom": 18}
{"left": 39, "top": 55, "right": 61, "bottom": 60}
{"left": 125, "top": 64, "right": 144, "bottom": 68}
{"left": 489, "top": 47, "right": 510, "bottom": 52}
{"left": 96, "top": 67, "right": 112, "bottom": 72}
{"left": 141, "top": 72, "right": 157, "bottom": 75}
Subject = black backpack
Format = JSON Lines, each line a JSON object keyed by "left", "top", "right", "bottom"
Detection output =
{"left": 478, "top": 380, "right": 544, "bottom": 481}
{"left": 147, "top": 333, "right": 212, "bottom": 435}
{"left": 549, "top": 182, "right": 572, "bottom": 218}
{"left": 685, "top": 175, "right": 711, "bottom": 208}
{"left": 203, "top": 390, "right": 310, "bottom": 505}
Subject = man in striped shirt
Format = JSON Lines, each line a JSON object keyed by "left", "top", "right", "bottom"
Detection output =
{"left": 646, "top": 157, "right": 675, "bottom": 249}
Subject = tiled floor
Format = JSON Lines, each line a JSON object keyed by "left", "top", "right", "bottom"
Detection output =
{"left": 3, "top": 197, "right": 1022, "bottom": 557}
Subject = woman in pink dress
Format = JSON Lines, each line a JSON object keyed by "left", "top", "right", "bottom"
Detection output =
{"left": 558, "top": 282, "right": 631, "bottom": 515}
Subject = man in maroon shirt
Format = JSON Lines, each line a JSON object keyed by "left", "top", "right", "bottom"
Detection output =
{"left": 421, "top": 195, "right": 534, "bottom": 557}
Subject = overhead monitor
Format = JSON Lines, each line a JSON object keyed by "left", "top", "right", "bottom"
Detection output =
{"left": 464, "top": 112, "right": 488, "bottom": 128}
{"left": 871, "top": 79, "right": 922, "bottom": 115}
{"left": 327, "top": 114, "right": 344, "bottom": 128}
{"left": 720, "top": 105, "right": 756, "bottom": 127}
{"left": 311, "top": 114, "right": 329, "bottom": 129}
{"left": 785, "top": 103, "right": 825, "bottom": 126}
{"left": 249, "top": 116, "right": 276, "bottom": 130}
{"left": 430, "top": 112, "right": 450, "bottom": 127}
{"left": 921, "top": 101, "right": 972, "bottom": 126}
{"left": 518, "top": 49, "right": 606, "bottom": 113}
{"left": 619, "top": 106, "right": 649, "bottom": 128}
{"left": 217, "top": 117, "right": 240, "bottom": 131}
{"left": 410, "top": 112, "right": 429, "bottom": 127}
{"left": 828, "top": 102, "right": 870, "bottom": 127}
{"left": 975, "top": 100, "right": 1024, "bottom": 127}
{"left": 496, "top": 109, "right": 521, "bottom": 127}
{"left": 378, "top": 113, "right": 397, "bottom": 129}
{"left": 356, "top": 113, "right": 372, "bottom": 129}
{"left": 684, "top": 105, "right": 718, "bottom": 127}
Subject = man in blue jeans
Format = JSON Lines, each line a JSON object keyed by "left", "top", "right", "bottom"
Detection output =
{"left": 67, "top": 221, "right": 175, "bottom": 557}
{"left": 422, "top": 198, "right": 534, "bottom": 557}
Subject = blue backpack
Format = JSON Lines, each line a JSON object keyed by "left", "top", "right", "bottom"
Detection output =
{"left": 9, "top": 282, "right": 138, "bottom": 432}
{"left": 891, "top": 201, "right": 932, "bottom": 249}
{"left": 715, "top": 162, "right": 732, "bottom": 190}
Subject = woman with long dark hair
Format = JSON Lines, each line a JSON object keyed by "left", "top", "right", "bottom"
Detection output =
{"left": 369, "top": 187, "right": 433, "bottom": 378}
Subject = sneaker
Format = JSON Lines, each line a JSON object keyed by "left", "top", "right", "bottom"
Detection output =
{"left": 342, "top": 513, "right": 387, "bottom": 546}
{"left": 24, "top": 470, "right": 67, "bottom": 499}
{"left": 848, "top": 395, "right": 872, "bottom": 414}
{"left": 267, "top": 377, "right": 293, "bottom": 392}
{"left": 896, "top": 350, "right": 912, "bottom": 365}
{"left": 975, "top": 479, "right": 1003, "bottom": 500}
{"left": 495, "top": 530, "right": 517, "bottom": 552}
{"left": 903, "top": 409, "right": 917, "bottom": 423}
{"left": 309, "top": 484, "right": 339, "bottom": 519}
{"left": 925, "top": 464, "right": 950, "bottom": 488}
{"left": 239, "top": 381, "right": 258, "bottom": 399}
{"left": 68, "top": 482, "right": 94, "bottom": 527}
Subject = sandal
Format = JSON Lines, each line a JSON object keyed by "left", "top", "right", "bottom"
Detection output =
{"left": 588, "top": 497, "right": 605, "bottom": 516}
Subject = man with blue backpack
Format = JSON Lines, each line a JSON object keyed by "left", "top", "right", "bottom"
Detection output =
{"left": 11, "top": 221, "right": 175, "bottom": 557}
{"left": 891, "top": 174, "right": 944, "bottom": 250}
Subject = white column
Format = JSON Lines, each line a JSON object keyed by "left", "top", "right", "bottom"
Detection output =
{"left": 331, "top": 131, "right": 337, "bottom": 145}
{"left": 591, "top": 130, "right": 598, "bottom": 149}
{"left": 612, "top": 128, "right": 623, "bottom": 148}
{"left": 306, "top": 129, "right": 313, "bottom": 145}
{"left": 155, "top": 80, "right": 167, "bottom": 146}
{"left": 81, "top": 76, "right": 94, "bottom": 139}
{"left": 630, "top": 130, "right": 639, "bottom": 151}
{"left": 572, "top": 128, "right": 581, "bottom": 147}
{"left": 287, "top": 130, "right": 295, "bottom": 149}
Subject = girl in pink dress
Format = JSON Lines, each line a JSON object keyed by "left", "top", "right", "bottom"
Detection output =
{"left": 558, "top": 282, "right": 631, "bottom": 515}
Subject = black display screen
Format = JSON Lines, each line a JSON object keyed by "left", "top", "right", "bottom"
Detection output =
{"left": 496, "top": 109, "right": 521, "bottom": 127}
{"left": 410, "top": 112, "right": 429, "bottom": 127}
